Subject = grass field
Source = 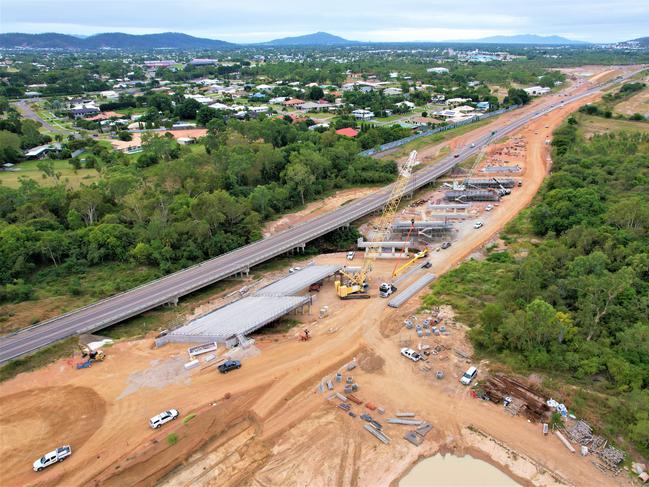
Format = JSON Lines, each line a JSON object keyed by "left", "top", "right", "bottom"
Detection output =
{"left": 0, "top": 159, "right": 100, "bottom": 188}
{"left": 614, "top": 84, "right": 649, "bottom": 117}
{"left": 577, "top": 113, "right": 649, "bottom": 138}
{"left": 383, "top": 118, "right": 492, "bottom": 159}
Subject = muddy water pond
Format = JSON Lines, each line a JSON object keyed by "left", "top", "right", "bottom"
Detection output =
{"left": 400, "top": 454, "right": 521, "bottom": 487}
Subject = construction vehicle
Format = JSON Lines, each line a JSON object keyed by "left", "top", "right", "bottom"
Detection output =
{"left": 335, "top": 150, "right": 419, "bottom": 299}
{"left": 78, "top": 343, "right": 105, "bottom": 362}
{"left": 379, "top": 249, "right": 429, "bottom": 298}
{"left": 33, "top": 445, "right": 72, "bottom": 472}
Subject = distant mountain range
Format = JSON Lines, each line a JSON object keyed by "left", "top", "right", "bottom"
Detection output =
{"left": 0, "top": 32, "right": 234, "bottom": 49}
{"left": 264, "top": 32, "right": 356, "bottom": 46}
{"left": 458, "top": 34, "right": 589, "bottom": 45}
{"left": 1, "top": 31, "right": 645, "bottom": 49}
{"left": 629, "top": 36, "right": 649, "bottom": 47}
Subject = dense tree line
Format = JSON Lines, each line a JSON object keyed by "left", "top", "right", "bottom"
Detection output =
{"left": 424, "top": 125, "right": 649, "bottom": 454}
{"left": 0, "top": 116, "right": 396, "bottom": 302}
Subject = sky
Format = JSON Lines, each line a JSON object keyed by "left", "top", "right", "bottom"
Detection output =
{"left": 1, "top": 0, "right": 648, "bottom": 43}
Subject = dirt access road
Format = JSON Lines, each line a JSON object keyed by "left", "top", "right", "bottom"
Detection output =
{"left": 0, "top": 70, "right": 634, "bottom": 487}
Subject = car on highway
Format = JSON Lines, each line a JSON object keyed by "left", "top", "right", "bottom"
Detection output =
{"left": 347, "top": 251, "right": 355, "bottom": 260}
{"left": 288, "top": 267, "right": 302, "bottom": 273}
{"left": 473, "top": 221, "right": 484, "bottom": 229}
{"left": 149, "top": 409, "right": 179, "bottom": 429}
{"left": 441, "top": 241, "right": 452, "bottom": 249}
{"left": 33, "top": 445, "right": 71, "bottom": 472}
{"left": 218, "top": 360, "right": 241, "bottom": 373}
{"left": 453, "top": 154, "right": 459, "bottom": 158}
{"left": 401, "top": 348, "right": 422, "bottom": 362}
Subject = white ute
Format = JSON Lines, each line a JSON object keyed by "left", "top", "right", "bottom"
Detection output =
{"left": 33, "top": 445, "right": 71, "bottom": 471}
{"left": 401, "top": 347, "right": 422, "bottom": 362}
{"left": 149, "top": 409, "right": 179, "bottom": 429}
{"left": 473, "top": 221, "right": 484, "bottom": 229}
{"left": 460, "top": 366, "right": 478, "bottom": 385}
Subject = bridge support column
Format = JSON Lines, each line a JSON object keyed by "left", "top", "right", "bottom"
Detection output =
{"left": 167, "top": 296, "right": 179, "bottom": 307}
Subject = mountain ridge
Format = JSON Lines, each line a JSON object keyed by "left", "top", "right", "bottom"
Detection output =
{"left": 456, "top": 34, "right": 589, "bottom": 45}
{"left": 263, "top": 32, "right": 357, "bottom": 46}
{"left": 0, "top": 32, "right": 234, "bottom": 49}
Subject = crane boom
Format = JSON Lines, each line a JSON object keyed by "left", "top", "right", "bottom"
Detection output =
{"left": 336, "top": 150, "right": 418, "bottom": 298}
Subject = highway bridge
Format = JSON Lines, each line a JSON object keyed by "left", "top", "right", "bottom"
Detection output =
{"left": 0, "top": 72, "right": 638, "bottom": 363}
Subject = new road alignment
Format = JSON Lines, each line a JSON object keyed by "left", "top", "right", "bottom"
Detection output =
{"left": 0, "top": 72, "right": 640, "bottom": 363}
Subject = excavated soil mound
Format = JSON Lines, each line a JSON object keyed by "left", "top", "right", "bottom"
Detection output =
{"left": 0, "top": 385, "right": 106, "bottom": 483}
{"left": 358, "top": 348, "right": 385, "bottom": 373}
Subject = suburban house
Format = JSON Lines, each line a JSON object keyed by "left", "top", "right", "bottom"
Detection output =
{"left": 445, "top": 97, "right": 471, "bottom": 107}
{"left": 409, "top": 116, "right": 444, "bottom": 127}
{"left": 100, "top": 90, "right": 119, "bottom": 100}
{"left": 70, "top": 102, "right": 100, "bottom": 118}
{"left": 185, "top": 94, "right": 213, "bottom": 105}
{"left": 524, "top": 86, "right": 552, "bottom": 96}
{"left": 395, "top": 101, "right": 415, "bottom": 110}
{"left": 209, "top": 102, "right": 233, "bottom": 111}
{"left": 283, "top": 98, "right": 306, "bottom": 107}
{"left": 455, "top": 105, "right": 476, "bottom": 114}
{"left": 248, "top": 106, "right": 269, "bottom": 114}
{"left": 476, "top": 101, "right": 490, "bottom": 111}
{"left": 351, "top": 109, "right": 375, "bottom": 120}
{"left": 427, "top": 67, "right": 449, "bottom": 74}
{"left": 383, "top": 87, "right": 403, "bottom": 96}
{"left": 86, "top": 111, "right": 124, "bottom": 121}
{"left": 269, "top": 96, "right": 288, "bottom": 104}
{"left": 335, "top": 127, "right": 359, "bottom": 137}
{"left": 24, "top": 143, "right": 62, "bottom": 159}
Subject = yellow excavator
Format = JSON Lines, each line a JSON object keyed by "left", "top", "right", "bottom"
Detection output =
{"left": 335, "top": 150, "right": 418, "bottom": 299}
{"left": 78, "top": 343, "right": 105, "bottom": 362}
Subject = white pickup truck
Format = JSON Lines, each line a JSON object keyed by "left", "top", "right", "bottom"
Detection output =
{"left": 33, "top": 445, "right": 72, "bottom": 471}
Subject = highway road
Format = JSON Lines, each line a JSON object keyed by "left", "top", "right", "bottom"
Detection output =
{"left": 0, "top": 71, "right": 639, "bottom": 363}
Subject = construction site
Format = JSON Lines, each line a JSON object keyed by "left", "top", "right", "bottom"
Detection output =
{"left": 1, "top": 65, "right": 644, "bottom": 487}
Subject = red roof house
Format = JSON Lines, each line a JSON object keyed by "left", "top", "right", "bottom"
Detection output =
{"left": 335, "top": 127, "right": 359, "bottom": 138}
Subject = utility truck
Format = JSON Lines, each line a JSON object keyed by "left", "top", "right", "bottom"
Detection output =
{"left": 33, "top": 445, "right": 71, "bottom": 471}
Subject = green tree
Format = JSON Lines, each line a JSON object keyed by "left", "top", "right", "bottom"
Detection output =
{"left": 283, "top": 162, "right": 314, "bottom": 206}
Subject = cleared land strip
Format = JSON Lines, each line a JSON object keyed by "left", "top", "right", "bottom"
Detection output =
{"left": 0, "top": 75, "right": 635, "bottom": 363}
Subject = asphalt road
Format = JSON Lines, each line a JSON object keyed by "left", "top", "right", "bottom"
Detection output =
{"left": 12, "top": 99, "right": 72, "bottom": 135}
{"left": 0, "top": 73, "right": 638, "bottom": 363}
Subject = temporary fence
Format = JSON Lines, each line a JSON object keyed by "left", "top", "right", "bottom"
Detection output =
{"left": 358, "top": 105, "right": 520, "bottom": 157}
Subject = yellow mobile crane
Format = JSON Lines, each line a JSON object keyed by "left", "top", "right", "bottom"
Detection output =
{"left": 335, "top": 150, "right": 418, "bottom": 299}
